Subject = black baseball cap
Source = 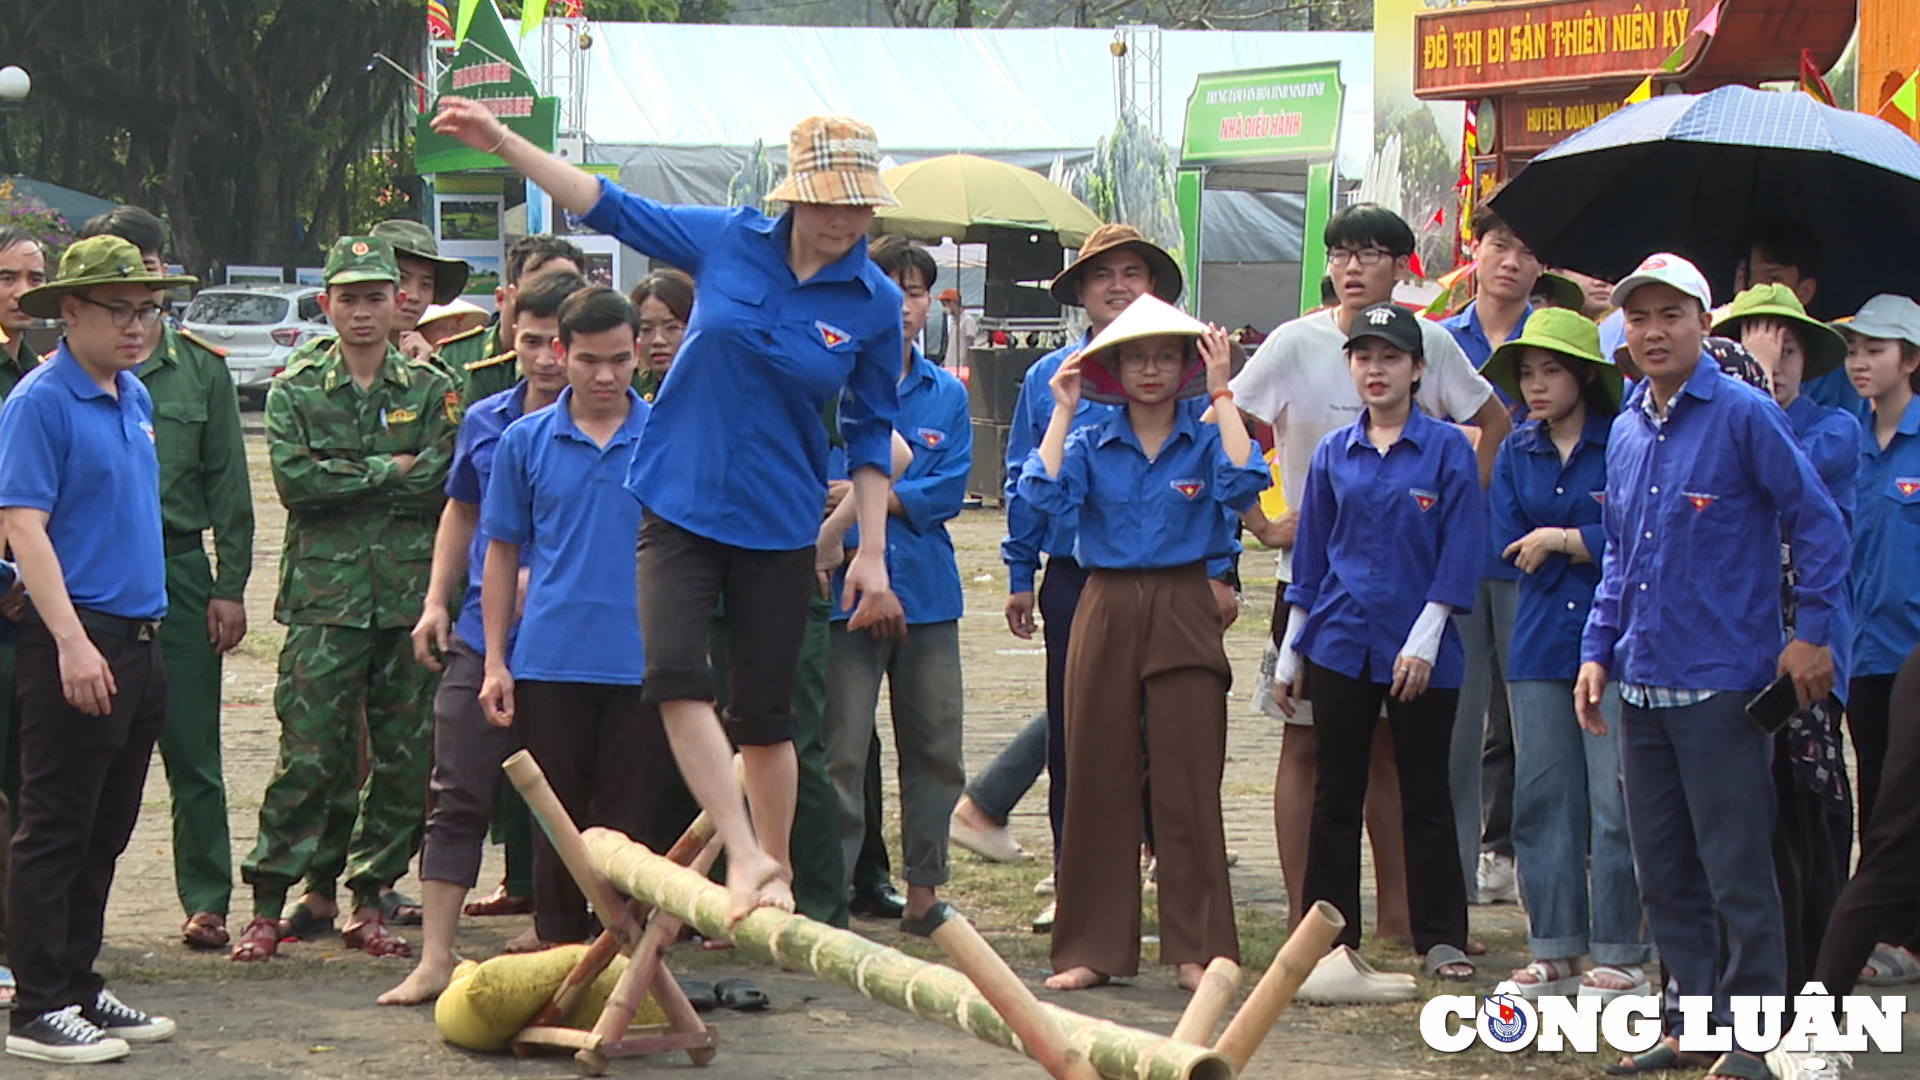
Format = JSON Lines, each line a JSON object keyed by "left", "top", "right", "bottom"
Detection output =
{"left": 1344, "top": 302, "right": 1424, "bottom": 354}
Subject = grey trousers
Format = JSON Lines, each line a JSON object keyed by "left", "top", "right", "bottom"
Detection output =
{"left": 822, "top": 619, "right": 965, "bottom": 889}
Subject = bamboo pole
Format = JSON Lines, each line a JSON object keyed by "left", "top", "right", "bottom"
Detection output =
{"left": 503, "top": 750, "right": 640, "bottom": 942}
{"left": 1212, "top": 900, "right": 1346, "bottom": 1072}
{"left": 1169, "top": 957, "right": 1241, "bottom": 1047}
{"left": 582, "top": 828, "right": 1235, "bottom": 1080}
{"left": 923, "top": 906, "right": 1100, "bottom": 1080}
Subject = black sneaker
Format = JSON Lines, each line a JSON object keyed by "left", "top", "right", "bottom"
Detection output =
{"left": 6, "top": 1005, "right": 132, "bottom": 1063}
{"left": 82, "top": 989, "right": 177, "bottom": 1043}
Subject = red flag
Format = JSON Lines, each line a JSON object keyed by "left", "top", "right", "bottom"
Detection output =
{"left": 562, "top": 0, "right": 585, "bottom": 14}
{"left": 427, "top": 0, "right": 454, "bottom": 38}
{"left": 1799, "top": 49, "right": 1836, "bottom": 107}
{"left": 1426, "top": 206, "right": 1445, "bottom": 229}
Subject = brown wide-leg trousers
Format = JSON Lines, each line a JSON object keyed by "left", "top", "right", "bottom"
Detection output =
{"left": 1050, "top": 564, "right": 1240, "bottom": 978}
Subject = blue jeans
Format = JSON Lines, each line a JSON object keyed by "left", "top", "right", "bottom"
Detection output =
{"left": 1621, "top": 692, "right": 1784, "bottom": 1034}
{"left": 1450, "top": 577, "right": 1517, "bottom": 888}
{"left": 1508, "top": 680, "right": 1650, "bottom": 966}
{"left": 963, "top": 712, "right": 1046, "bottom": 824}
{"left": 823, "top": 620, "right": 967, "bottom": 889}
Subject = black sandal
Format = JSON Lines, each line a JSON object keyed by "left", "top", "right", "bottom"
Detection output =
{"left": 713, "top": 977, "right": 769, "bottom": 1011}
{"left": 1602, "top": 1041, "right": 1713, "bottom": 1076}
{"left": 1704, "top": 1053, "right": 1774, "bottom": 1080}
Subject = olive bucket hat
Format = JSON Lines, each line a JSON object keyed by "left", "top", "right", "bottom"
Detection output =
{"left": 1481, "top": 307, "right": 1624, "bottom": 412}
{"left": 370, "top": 219, "right": 470, "bottom": 304}
{"left": 1711, "top": 283, "right": 1849, "bottom": 380}
{"left": 19, "top": 236, "right": 198, "bottom": 319}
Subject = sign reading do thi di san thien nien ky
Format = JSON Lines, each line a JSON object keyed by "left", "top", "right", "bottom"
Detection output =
{"left": 1181, "top": 64, "right": 1344, "bottom": 163}
{"left": 1414, "top": 0, "right": 1713, "bottom": 98}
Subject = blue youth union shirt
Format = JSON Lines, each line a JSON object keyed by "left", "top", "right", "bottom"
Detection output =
{"left": 1000, "top": 333, "right": 1110, "bottom": 593}
{"left": 481, "top": 388, "right": 649, "bottom": 685}
{"left": 1784, "top": 392, "right": 1861, "bottom": 525}
{"left": 1581, "top": 357, "right": 1852, "bottom": 693}
{"left": 0, "top": 345, "right": 167, "bottom": 620}
{"left": 830, "top": 350, "right": 972, "bottom": 625}
{"left": 1852, "top": 395, "right": 1920, "bottom": 677}
{"left": 447, "top": 382, "right": 534, "bottom": 654}
{"left": 1017, "top": 402, "right": 1267, "bottom": 572}
{"left": 1286, "top": 407, "right": 1486, "bottom": 689}
{"left": 1489, "top": 409, "right": 1612, "bottom": 681}
{"left": 1440, "top": 298, "right": 1531, "bottom": 584}
{"left": 581, "top": 178, "right": 900, "bottom": 552}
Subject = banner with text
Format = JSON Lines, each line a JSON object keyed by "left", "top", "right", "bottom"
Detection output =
{"left": 1415, "top": 0, "right": 1712, "bottom": 97}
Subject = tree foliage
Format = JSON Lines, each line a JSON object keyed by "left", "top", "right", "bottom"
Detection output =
{"left": 0, "top": 2, "right": 422, "bottom": 273}
{"left": 494, "top": 0, "right": 730, "bottom": 23}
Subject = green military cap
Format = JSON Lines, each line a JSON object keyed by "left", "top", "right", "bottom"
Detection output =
{"left": 324, "top": 235, "right": 400, "bottom": 287}
{"left": 370, "top": 219, "right": 469, "bottom": 304}
{"left": 1482, "top": 307, "right": 1625, "bottom": 411}
{"left": 19, "top": 235, "right": 198, "bottom": 319}
{"left": 1531, "top": 270, "right": 1588, "bottom": 312}
{"left": 1712, "top": 283, "right": 1849, "bottom": 380}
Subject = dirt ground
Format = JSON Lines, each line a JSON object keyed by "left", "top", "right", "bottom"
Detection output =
{"left": 14, "top": 427, "right": 1913, "bottom": 1079}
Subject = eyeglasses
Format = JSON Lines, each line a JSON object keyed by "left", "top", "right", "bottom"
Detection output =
{"left": 78, "top": 296, "right": 167, "bottom": 328}
{"left": 1327, "top": 247, "right": 1394, "bottom": 268}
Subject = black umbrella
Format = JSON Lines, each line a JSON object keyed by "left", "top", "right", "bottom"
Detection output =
{"left": 1490, "top": 84, "right": 1920, "bottom": 319}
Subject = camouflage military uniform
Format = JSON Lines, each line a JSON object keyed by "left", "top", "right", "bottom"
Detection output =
{"left": 139, "top": 325, "right": 254, "bottom": 920}
{"left": 454, "top": 328, "right": 517, "bottom": 406}
{"left": 241, "top": 336, "right": 458, "bottom": 917}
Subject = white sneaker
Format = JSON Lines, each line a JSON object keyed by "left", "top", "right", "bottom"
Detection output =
{"left": 6, "top": 1005, "right": 132, "bottom": 1063}
{"left": 83, "top": 988, "right": 176, "bottom": 1043}
{"left": 1034, "top": 873, "right": 1055, "bottom": 897}
{"left": 1475, "top": 852, "right": 1519, "bottom": 905}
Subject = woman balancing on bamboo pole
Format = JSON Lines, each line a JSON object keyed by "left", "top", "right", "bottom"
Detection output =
{"left": 431, "top": 97, "right": 907, "bottom": 926}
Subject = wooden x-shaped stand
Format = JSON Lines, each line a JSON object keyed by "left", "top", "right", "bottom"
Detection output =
{"left": 502, "top": 750, "right": 721, "bottom": 1075}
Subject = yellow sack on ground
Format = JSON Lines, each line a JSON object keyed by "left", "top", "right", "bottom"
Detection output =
{"left": 434, "top": 945, "right": 664, "bottom": 1052}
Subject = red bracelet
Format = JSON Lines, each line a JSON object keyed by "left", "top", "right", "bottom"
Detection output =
{"left": 1210, "top": 388, "right": 1234, "bottom": 404}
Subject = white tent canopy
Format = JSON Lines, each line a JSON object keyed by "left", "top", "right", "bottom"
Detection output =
{"left": 522, "top": 24, "right": 1371, "bottom": 205}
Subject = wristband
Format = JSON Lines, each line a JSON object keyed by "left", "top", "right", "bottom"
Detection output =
{"left": 486, "top": 130, "right": 509, "bottom": 155}
{"left": 1210, "top": 388, "right": 1235, "bottom": 404}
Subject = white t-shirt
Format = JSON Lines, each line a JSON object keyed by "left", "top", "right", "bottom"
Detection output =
{"left": 1228, "top": 307, "right": 1495, "bottom": 580}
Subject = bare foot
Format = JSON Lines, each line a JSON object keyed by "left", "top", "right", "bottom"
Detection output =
{"left": 1175, "top": 963, "right": 1206, "bottom": 991}
{"left": 377, "top": 960, "right": 455, "bottom": 1005}
{"left": 1045, "top": 966, "right": 1111, "bottom": 991}
{"left": 503, "top": 926, "right": 550, "bottom": 954}
{"left": 725, "top": 851, "right": 795, "bottom": 929}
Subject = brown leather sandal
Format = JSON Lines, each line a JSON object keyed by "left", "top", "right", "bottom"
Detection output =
{"left": 182, "top": 911, "right": 229, "bottom": 950}
{"left": 341, "top": 914, "right": 413, "bottom": 959}
{"left": 229, "top": 916, "right": 280, "bottom": 963}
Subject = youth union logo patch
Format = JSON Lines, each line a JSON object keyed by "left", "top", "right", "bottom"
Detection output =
{"left": 1477, "top": 991, "right": 1534, "bottom": 1051}
{"left": 1896, "top": 477, "right": 1920, "bottom": 497}
{"left": 1409, "top": 488, "right": 1438, "bottom": 512}
{"left": 1170, "top": 479, "right": 1204, "bottom": 499}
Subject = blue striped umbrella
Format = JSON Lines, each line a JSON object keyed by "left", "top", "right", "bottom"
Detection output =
{"left": 1490, "top": 85, "right": 1920, "bottom": 318}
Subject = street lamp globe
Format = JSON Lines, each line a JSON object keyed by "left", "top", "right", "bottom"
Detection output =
{"left": 0, "top": 66, "right": 29, "bottom": 103}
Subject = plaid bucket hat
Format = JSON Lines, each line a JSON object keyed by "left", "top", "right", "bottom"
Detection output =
{"left": 767, "top": 116, "right": 897, "bottom": 207}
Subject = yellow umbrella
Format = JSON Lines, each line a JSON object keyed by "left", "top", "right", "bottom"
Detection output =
{"left": 874, "top": 154, "right": 1104, "bottom": 247}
